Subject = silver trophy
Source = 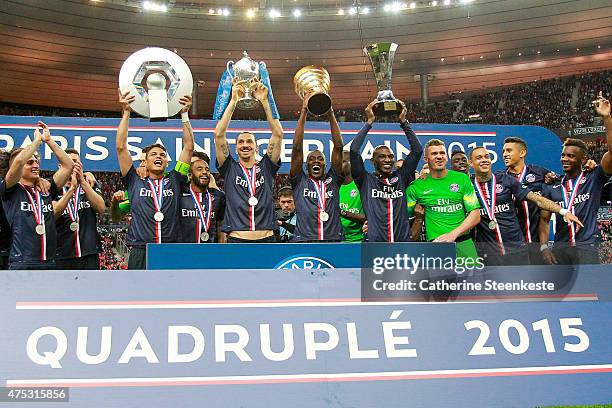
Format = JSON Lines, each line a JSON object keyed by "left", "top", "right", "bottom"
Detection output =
{"left": 119, "top": 47, "right": 193, "bottom": 121}
{"left": 226, "top": 51, "right": 263, "bottom": 110}
{"left": 363, "top": 42, "right": 401, "bottom": 116}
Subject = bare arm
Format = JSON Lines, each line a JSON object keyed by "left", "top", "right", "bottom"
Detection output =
{"left": 4, "top": 129, "right": 43, "bottom": 188}
{"left": 538, "top": 209, "right": 557, "bottom": 265}
{"left": 177, "top": 95, "right": 194, "bottom": 164}
{"left": 116, "top": 89, "right": 135, "bottom": 177}
{"left": 329, "top": 108, "right": 344, "bottom": 176}
{"left": 44, "top": 127, "right": 74, "bottom": 188}
{"left": 52, "top": 182, "right": 76, "bottom": 219}
{"left": 434, "top": 209, "right": 480, "bottom": 242}
{"left": 290, "top": 105, "right": 307, "bottom": 177}
{"left": 254, "top": 81, "right": 284, "bottom": 163}
{"left": 111, "top": 191, "right": 127, "bottom": 222}
{"left": 214, "top": 80, "right": 244, "bottom": 168}
{"left": 527, "top": 191, "right": 583, "bottom": 228}
{"left": 81, "top": 181, "right": 106, "bottom": 214}
{"left": 593, "top": 92, "right": 612, "bottom": 175}
{"left": 410, "top": 204, "right": 425, "bottom": 241}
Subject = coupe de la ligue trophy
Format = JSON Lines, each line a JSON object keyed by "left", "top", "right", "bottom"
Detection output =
{"left": 364, "top": 42, "right": 401, "bottom": 116}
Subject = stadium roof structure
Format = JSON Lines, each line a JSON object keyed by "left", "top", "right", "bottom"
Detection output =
{"left": 1, "top": 0, "right": 610, "bottom": 115}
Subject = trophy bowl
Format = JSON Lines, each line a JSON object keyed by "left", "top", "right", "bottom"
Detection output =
{"left": 293, "top": 66, "right": 332, "bottom": 116}
{"left": 363, "top": 42, "right": 402, "bottom": 117}
{"left": 119, "top": 47, "right": 193, "bottom": 121}
{"left": 227, "top": 51, "right": 262, "bottom": 110}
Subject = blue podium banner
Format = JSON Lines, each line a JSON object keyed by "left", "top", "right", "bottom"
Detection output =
{"left": 0, "top": 116, "right": 563, "bottom": 173}
{"left": 0, "top": 266, "right": 610, "bottom": 407}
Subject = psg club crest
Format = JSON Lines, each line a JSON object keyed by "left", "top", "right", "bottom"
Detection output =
{"left": 325, "top": 177, "right": 332, "bottom": 185}
{"left": 390, "top": 176, "right": 399, "bottom": 184}
{"left": 580, "top": 177, "right": 587, "bottom": 184}
{"left": 496, "top": 184, "right": 504, "bottom": 193}
{"left": 350, "top": 189, "right": 358, "bottom": 197}
{"left": 450, "top": 183, "right": 459, "bottom": 192}
{"left": 526, "top": 173, "right": 536, "bottom": 183}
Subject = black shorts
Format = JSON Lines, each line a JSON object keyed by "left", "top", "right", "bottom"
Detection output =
{"left": 56, "top": 254, "right": 101, "bottom": 270}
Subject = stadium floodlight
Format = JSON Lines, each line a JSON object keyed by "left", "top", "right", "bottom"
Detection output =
{"left": 461, "top": 0, "right": 474, "bottom": 3}
{"left": 384, "top": 4, "right": 391, "bottom": 12}
{"left": 142, "top": 1, "right": 167, "bottom": 12}
{"left": 217, "top": 8, "right": 223, "bottom": 15}
{"left": 360, "top": 6, "right": 369, "bottom": 14}
{"left": 409, "top": 2, "right": 416, "bottom": 9}
{"left": 292, "top": 8, "right": 301, "bottom": 17}
{"left": 337, "top": 8, "right": 345, "bottom": 14}
{"left": 246, "top": 8, "right": 256, "bottom": 18}
{"left": 222, "top": 8, "right": 230, "bottom": 16}
{"left": 391, "top": 2, "right": 402, "bottom": 11}
{"left": 443, "top": 0, "right": 451, "bottom": 5}
{"left": 348, "top": 6, "right": 357, "bottom": 15}
{"left": 269, "top": 8, "right": 281, "bottom": 18}
{"left": 431, "top": 0, "right": 438, "bottom": 6}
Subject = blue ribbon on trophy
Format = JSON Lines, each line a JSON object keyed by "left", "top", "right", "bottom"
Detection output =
{"left": 213, "top": 51, "right": 279, "bottom": 120}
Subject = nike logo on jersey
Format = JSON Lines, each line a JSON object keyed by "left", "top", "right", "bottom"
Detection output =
{"left": 423, "top": 189, "right": 433, "bottom": 194}
{"left": 553, "top": 185, "right": 561, "bottom": 189}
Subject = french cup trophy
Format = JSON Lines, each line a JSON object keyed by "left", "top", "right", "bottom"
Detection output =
{"left": 363, "top": 42, "right": 401, "bottom": 116}
{"left": 119, "top": 47, "right": 193, "bottom": 122}
{"left": 293, "top": 66, "right": 332, "bottom": 116}
{"left": 226, "top": 51, "right": 264, "bottom": 110}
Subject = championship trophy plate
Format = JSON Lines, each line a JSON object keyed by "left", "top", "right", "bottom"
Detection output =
{"left": 363, "top": 42, "right": 401, "bottom": 116}
{"left": 119, "top": 47, "right": 193, "bottom": 121}
{"left": 294, "top": 66, "right": 332, "bottom": 116}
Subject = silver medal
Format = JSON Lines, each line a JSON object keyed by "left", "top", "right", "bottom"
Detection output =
{"left": 319, "top": 211, "right": 329, "bottom": 222}
{"left": 69, "top": 222, "right": 79, "bottom": 232}
{"left": 35, "top": 224, "right": 45, "bottom": 235}
{"left": 200, "top": 232, "right": 210, "bottom": 242}
{"left": 154, "top": 211, "right": 164, "bottom": 222}
{"left": 488, "top": 220, "right": 497, "bottom": 230}
{"left": 248, "top": 196, "right": 258, "bottom": 206}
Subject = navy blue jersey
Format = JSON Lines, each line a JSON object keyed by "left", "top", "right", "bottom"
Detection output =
{"left": 217, "top": 154, "right": 280, "bottom": 233}
{"left": 122, "top": 167, "right": 186, "bottom": 247}
{"left": 350, "top": 121, "right": 423, "bottom": 242}
{"left": 55, "top": 183, "right": 102, "bottom": 260}
{"left": 0, "top": 179, "right": 60, "bottom": 263}
{"left": 542, "top": 166, "right": 609, "bottom": 246}
{"left": 291, "top": 168, "right": 344, "bottom": 242}
{"left": 472, "top": 172, "right": 531, "bottom": 254}
{"left": 179, "top": 186, "right": 225, "bottom": 243}
{"left": 506, "top": 164, "right": 551, "bottom": 243}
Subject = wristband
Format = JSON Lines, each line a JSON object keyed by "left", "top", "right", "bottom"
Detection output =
{"left": 540, "top": 244, "right": 549, "bottom": 252}
{"left": 181, "top": 112, "right": 189, "bottom": 123}
{"left": 559, "top": 208, "right": 568, "bottom": 216}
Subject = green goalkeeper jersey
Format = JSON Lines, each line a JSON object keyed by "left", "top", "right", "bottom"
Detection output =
{"left": 407, "top": 170, "right": 480, "bottom": 241}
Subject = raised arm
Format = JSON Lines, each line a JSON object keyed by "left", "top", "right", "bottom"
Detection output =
{"left": 397, "top": 101, "right": 423, "bottom": 184}
{"left": 253, "top": 80, "right": 284, "bottom": 163}
{"left": 350, "top": 100, "right": 377, "bottom": 186}
{"left": 74, "top": 163, "right": 106, "bottom": 214}
{"left": 291, "top": 100, "right": 308, "bottom": 177}
{"left": 329, "top": 108, "right": 344, "bottom": 176}
{"left": 52, "top": 175, "right": 76, "bottom": 219}
{"left": 593, "top": 92, "right": 612, "bottom": 175}
{"left": 177, "top": 95, "right": 194, "bottom": 164}
{"left": 214, "top": 79, "right": 244, "bottom": 168}
{"left": 116, "top": 89, "right": 136, "bottom": 177}
{"left": 4, "top": 127, "right": 43, "bottom": 188}
{"left": 40, "top": 123, "right": 75, "bottom": 188}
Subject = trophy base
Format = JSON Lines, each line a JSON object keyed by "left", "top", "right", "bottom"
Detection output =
{"left": 373, "top": 100, "right": 401, "bottom": 117}
{"left": 149, "top": 117, "right": 168, "bottom": 122}
{"left": 307, "top": 93, "right": 332, "bottom": 116}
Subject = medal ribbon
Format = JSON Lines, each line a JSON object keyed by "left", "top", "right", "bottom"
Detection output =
{"left": 382, "top": 178, "right": 394, "bottom": 243}
{"left": 239, "top": 163, "right": 258, "bottom": 231}
{"left": 474, "top": 175, "right": 505, "bottom": 255}
{"left": 64, "top": 185, "right": 82, "bottom": 257}
{"left": 561, "top": 171, "right": 584, "bottom": 244}
{"left": 147, "top": 178, "right": 164, "bottom": 243}
{"left": 309, "top": 177, "right": 327, "bottom": 240}
{"left": 21, "top": 184, "right": 46, "bottom": 260}
{"left": 190, "top": 185, "right": 213, "bottom": 242}
{"left": 508, "top": 166, "right": 532, "bottom": 243}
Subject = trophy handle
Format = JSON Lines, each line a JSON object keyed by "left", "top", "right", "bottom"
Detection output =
{"left": 226, "top": 61, "right": 235, "bottom": 79}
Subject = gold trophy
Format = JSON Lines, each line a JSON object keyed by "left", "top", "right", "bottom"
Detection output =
{"left": 293, "top": 66, "right": 332, "bottom": 116}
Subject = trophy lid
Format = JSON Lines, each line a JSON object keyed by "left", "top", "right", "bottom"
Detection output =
{"left": 233, "top": 51, "right": 259, "bottom": 77}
